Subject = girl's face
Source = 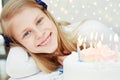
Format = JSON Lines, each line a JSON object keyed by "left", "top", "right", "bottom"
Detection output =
{"left": 10, "top": 7, "right": 58, "bottom": 53}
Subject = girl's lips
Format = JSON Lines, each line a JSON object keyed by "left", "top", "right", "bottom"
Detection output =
{"left": 37, "top": 32, "right": 52, "bottom": 46}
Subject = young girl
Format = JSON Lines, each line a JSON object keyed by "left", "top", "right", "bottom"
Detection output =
{"left": 1, "top": 0, "right": 119, "bottom": 79}
{"left": 1, "top": 0, "right": 77, "bottom": 73}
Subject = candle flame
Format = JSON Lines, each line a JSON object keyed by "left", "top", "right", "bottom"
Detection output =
{"left": 100, "top": 33, "right": 104, "bottom": 41}
{"left": 90, "top": 32, "right": 93, "bottom": 40}
{"left": 95, "top": 32, "right": 98, "bottom": 41}
{"left": 97, "top": 41, "right": 102, "bottom": 48}
{"left": 114, "top": 33, "right": 119, "bottom": 42}
{"left": 77, "top": 35, "right": 83, "bottom": 47}
{"left": 109, "top": 34, "right": 112, "bottom": 42}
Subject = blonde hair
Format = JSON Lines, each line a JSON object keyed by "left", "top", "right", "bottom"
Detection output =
{"left": 1, "top": 0, "right": 78, "bottom": 73}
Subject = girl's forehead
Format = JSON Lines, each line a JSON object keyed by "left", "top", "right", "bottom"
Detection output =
{"left": 9, "top": 6, "right": 47, "bottom": 30}
{"left": 18, "top": 6, "right": 44, "bottom": 15}
{"left": 11, "top": 6, "right": 43, "bottom": 18}
{"left": 10, "top": 7, "right": 44, "bottom": 22}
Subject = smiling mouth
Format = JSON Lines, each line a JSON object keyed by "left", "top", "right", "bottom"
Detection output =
{"left": 37, "top": 32, "right": 52, "bottom": 46}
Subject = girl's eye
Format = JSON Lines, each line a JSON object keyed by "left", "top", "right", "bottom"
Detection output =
{"left": 23, "top": 31, "right": 31, "bottom": 37}
{"left": 36, "top": 18, "right": 43, "bottom": 25}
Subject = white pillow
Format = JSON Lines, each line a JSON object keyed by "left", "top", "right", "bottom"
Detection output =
{"left": 6, "top": 47, "right": 40, "bottom": 79}
{"left": 6, "top": 47, "right": 63, "bottom": 80}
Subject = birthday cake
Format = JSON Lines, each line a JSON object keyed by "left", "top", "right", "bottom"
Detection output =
{"left": 63, "top": 45, "right": 120, "bottom": 80}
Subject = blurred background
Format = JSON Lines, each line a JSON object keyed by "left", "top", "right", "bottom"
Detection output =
{"left": 44, "top": 0, "right": 120, "bottom": 36}
{"left": 0, "top": 0, "right": 9, "bottom": 80}
{"left": 0, "top": 0, "right": 120, "bottom": 80}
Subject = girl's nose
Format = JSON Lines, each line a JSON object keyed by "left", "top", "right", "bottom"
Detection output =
{"left": 34, "top": 28, "right": 44, "bottom": 39}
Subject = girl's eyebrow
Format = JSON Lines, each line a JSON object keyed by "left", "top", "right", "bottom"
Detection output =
{"left": 22, "top": 28, "right": 28, "bottom": 34}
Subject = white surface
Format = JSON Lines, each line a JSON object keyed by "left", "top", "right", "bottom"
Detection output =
{"left": 63, "top": 52, "right": 120, "bottom": 80}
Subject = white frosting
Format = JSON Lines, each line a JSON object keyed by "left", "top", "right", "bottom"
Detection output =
{"left": 63, "top": 52, "right": 120, "bottom": 80}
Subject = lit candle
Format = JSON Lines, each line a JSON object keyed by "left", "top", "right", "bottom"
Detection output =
{"left": 77, "top": 36, "right": 83, "bottom": 62}
{"left": 95, "top": 32, "right": 98, "bottom": 41}
{"left": 109, "top": 34, "right": 112, "bottom": 42}
{"left": 83, "top": 37, "right": 87, "bottom": 49}
{"left": 114, "top": 33, "right": 119, "bottom": 43}
{"left": 100, "top": 33, "right": 104, "bottom": 42}
{"left": 96, "top": 33, "right": 104, "bottom": 48}
{"left": 114, "top": 33, "right": 119, "bottom": 60}
{"left": 94, "top": 32, "right": 98, "bottom": 48}
{"left": 97, "top": 41, "right": 102, "bottom": 48}
{"left": 109, "top": 34, "right": 112, "bottom": 47}
{"left": 114, "top": 33, "right": 119, "bottom": 50}
{"left": 90, "top": 32, "right": 93, "bottom": 48}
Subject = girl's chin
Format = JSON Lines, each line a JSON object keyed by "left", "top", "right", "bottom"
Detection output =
{"left": 31, "top": 46, "right": 57, "bottom": 54}
{"left": 45, "top": 45, "right": 58, "bottom": 53}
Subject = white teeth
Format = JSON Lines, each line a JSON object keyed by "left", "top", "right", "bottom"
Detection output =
{"left": 40, "top": 35, "right": 51, "bottom": 46}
